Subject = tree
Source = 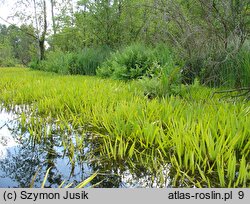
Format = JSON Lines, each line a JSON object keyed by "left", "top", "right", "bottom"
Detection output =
{"left": 0, "top": 24, "right": 15, "bottom": 66}
{"left": 145, "top": 0, "right": 250, "bottom": 85}
{"left": 33, "top": 0, "right": 47, "bottom": 60}
{"left": 12, "top": 0, "right": 48, "bottom": 61}
{"left": 0, "top": 23, "right": 37, "bottom": 65}
{"left": 50, "top": 0, "right": 56, "bottom": 35}
{"left": 8, "top": 24, "right": 37, "bottom": 65}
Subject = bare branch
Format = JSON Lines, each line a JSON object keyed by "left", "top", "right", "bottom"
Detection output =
{"left": 0, "top": 15, "right": 38, "bottom": 40}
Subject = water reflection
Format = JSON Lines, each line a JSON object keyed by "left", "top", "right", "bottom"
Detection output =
{"left": 0, "top": 106, "right": 170, "bottom": 188}
{"left": 0, "top": 109, "right": 18, "bottom": 160}
{"left": 0, "top": 107, "right": 90, "bottom": 187}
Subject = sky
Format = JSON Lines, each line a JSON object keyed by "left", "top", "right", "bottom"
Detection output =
{"left": 0, "top": 1, "right": 32, "bottom": 26}
{"left": 0, "top": 0, "right": 53, "bottom": 31}
{"left": 0, "top": 0, "right": 79, "bottom": 27}
{"left": 0, "top": 0, "right": 53, "bottom": 26}
{"left": 0, "top": 1, "right": 14, "bottom": 25}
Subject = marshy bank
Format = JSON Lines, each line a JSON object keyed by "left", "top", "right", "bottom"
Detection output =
{"left": 0, "top": 68, "right": 249, "bottom": 187}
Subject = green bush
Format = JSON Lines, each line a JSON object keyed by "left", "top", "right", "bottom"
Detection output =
{"left": 28, "top": 59, "right": 41, "bottom": 70}
{"left": 97, "top": 43, "right": 174, "bottom": 80}
{"left": 0, "top": 58, "right": 17, "bottom": 67}
{"left": 153, "top": 43, "right": 177, "bottom": 66}
{"left": 137, "top": 62, "right": 182, "bottom": 98}
{"left": 0, "top": 42, "right": 17, "bottom": 67}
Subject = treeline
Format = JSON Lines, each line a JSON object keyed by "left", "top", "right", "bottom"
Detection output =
{"left": 1, "top": 0, "right": 249, "bottom": 90}
{"left": 0, "top": 24, "right": 37, "bottom": 66}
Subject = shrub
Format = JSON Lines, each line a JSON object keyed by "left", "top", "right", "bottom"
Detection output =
{"left": 0, "top": 58, "right": 17, "bottom": 67}
{"left": 153, "top": 43, "right": 176, "bottom": 66}
{"left": 0, "top": 43, "right": 17, "bottom": 67}
{"left": 28, "top": 59, "right": 41, "bottom": 70}
{"left": 97, "top": 43, "right": 160, "bottom": 80}
{"left": 138, "top": 62, "right": 182, "bottom": 98}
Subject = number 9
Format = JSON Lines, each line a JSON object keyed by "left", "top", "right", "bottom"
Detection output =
{"left": 238, "top": 191, "right": 244, "bottom": 199}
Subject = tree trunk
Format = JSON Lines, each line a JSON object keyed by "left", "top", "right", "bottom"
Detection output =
{"left": 39, "top": 0, "right": 47, "bottom": 60}
{"left": 50, "top": 0, "right": 56, "bottom": 35}
{"left": 39, "top": 40, "right": 45, "bottom": 61}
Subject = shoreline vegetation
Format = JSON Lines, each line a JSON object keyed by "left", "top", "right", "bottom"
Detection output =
{"left": 0, "top": 67, "right": 249, "bottom": 187}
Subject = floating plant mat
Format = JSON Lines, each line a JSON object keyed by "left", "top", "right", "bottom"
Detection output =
{"left": 0, "top": 107, "right": 171, "bottom": 188}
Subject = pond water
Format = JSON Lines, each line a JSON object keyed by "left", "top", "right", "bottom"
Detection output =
{"left": 0, "top": 106, "right": 170, "bottom": 188}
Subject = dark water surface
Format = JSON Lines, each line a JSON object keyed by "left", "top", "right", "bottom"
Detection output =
{"left": 0, "top": 106, "right": 170, "bottom": 188}
{"left": 0, "top": 107, "right": 90, "bottom": 187}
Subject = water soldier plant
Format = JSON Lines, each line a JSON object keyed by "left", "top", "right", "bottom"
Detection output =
{"left": 0, "top": 68, "right": 249, "bottom": 187}
{"left": 29, "top": 167, "right": 98, "bottom": 188}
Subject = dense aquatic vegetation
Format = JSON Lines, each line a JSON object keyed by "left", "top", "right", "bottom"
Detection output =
{"left": 27, "top": 167, "right": 97, "bottom": 188}
{"left": 0, "top": 68, "right": 249, "bottom": 187}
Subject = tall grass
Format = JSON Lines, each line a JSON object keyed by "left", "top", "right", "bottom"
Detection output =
{"left": 0, "top": 68, "right": 249, "bottom": 187}
{"left": 29, "top": 47, "right": 111, "bottom": 75}
{"left": 68, "top": 47, "right": 111, "bottom": 75}
{"left": 218, "top": 48, "right": 250, "bottom": 88}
